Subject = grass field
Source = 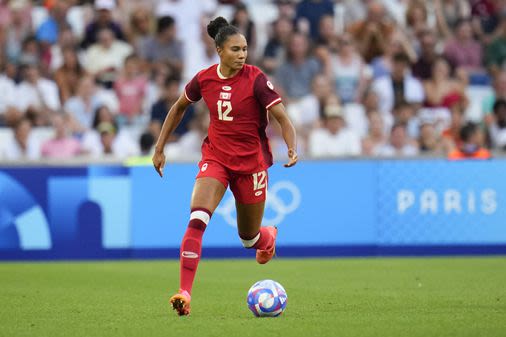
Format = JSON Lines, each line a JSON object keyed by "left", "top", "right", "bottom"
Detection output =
{"left": 1, "top": 257, "right": 505, "bottom": 337}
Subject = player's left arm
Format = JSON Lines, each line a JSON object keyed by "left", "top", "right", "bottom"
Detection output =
{"left": 269, "top": 102, "right": 298, "bottom": 168}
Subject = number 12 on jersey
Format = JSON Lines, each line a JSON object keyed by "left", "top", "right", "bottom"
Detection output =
{"left": 217, "top": 100, "right": 233, "bottom": 121}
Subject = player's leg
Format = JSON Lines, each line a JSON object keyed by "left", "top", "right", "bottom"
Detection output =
{"left": 171, "top": 163, "right": 228, "bottom": 316}
{"left": 180, "top": 177, "right": 227, "bottom": 293}
{"left": 236, "top": 201, "right": 277, "bottom": 264}
{"left": 231, "top": 170, "right": 277, "bottom": 264}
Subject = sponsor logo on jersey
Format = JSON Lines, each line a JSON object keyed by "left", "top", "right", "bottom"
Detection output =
{"left": 201, "top": 163, "right": 208, "bottom": 172}
{"left": 266, "top": 81, "right": 274, "bottom": 90}
{"left": 222, "top": 86, "right": 232, "bottom": 91}
{"left": 220, "top": 92, "right": 231, "bottom": 100}
{"left": 181, "top": 251, "right": 199, "bottom": 258}
{"left": 255, "top": 191, "right": 263, "bottom": 197}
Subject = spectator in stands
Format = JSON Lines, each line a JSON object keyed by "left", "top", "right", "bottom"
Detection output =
{"left": 231, "top": 2, "right": 257, "bottom": 64}
{"left": 347, "top": 1, "right": 394, "bottom": 63}
{"left": 275, "top": 32, "right": 321, "bottom": 100}
{"left": 54, "top": 46, "right": 86, "bottom": 103}
{"left": 434, "top": 0, "right": 470, "bottom": 38}
{"left": 81, "top": 0, "right": 125, "bottom": 49}
{"left": 418, "top": 121, "right": 443, "bottom": 154}
{"left": 487, "top": 99, "right": 506, "bottom": 150}
{"left": 4, "top": 0, "right": 32, "bottom": 63}
{"left": 64, "top": 75, "right": 103, "bottom": 132}
{"left": 371, "top": 29, "right": 417, "bottom": 79}
{"left": 441, "top": 101, "right": 465, "bottom": 153}
{"left": 15, "top": 61, "right": 61, "bottom": 126}
{"left": 150, "top": 77, "right": 194, "bottom": 141}
{"left": 470, "top": 0, "right": 501, "bottom": 41}
{"left": 444, "top": 18, "right": 484, "bottom": 76}
{"left": 84, "top": 27, "right": 133, "bottom": 88}
{"left": 81, "top": 107, "right": 138, "bottom": 158}
{"left": 126, "top": 6, "right": 153, "bottom": 51}
{"left": 35, "top": 0, "right": 70, "bottom": 46}
{"left": 114, "top": 54, "right": 148, "bottom": 125}
{"left": 137, "top": 16, "right": 183, "bottom": 78}
{"left": 261, "top": 17, "right": 293, "bottom": 75}
{"left": 287, "top": 74, "right": 332, "bottom": 130}
{"left": 0, "top": 118, "right": 40, "bottom": 160}
{"left": 412, "top": 29, "right": 439, "bottom": 80}
{"left": 392, "top": 102, "right": 419, "bottom": 139}
{"left": 0, "top": 66, "right": 18, "bottom": 126}
{"left": 376, "top": 122, "right": 419, "bottom": 157}
{"left": 361, "top": 110, "right": 386, "bottom": 156}
{"left": 405, "top": 0, "right": 430, "bottom": 39}
{"left": 124, "top": 131, "right": 155, "bottom": 166}
{"left": 484, "top": 14, "right": 506, "bottom": 75}
{"left": 483, "top": 70, "right": 506, "bottom": 116}
{"left": 308, "top": 102, "right": 361, "bottom": 158}
{"left": 40, "top": 113, "right": 81, "bottom": 159}
{"left": 423, "top": 56, "right": 467, "bottom": 109}
{"left": 295, "top": 0, "right": 334, "bottom": 40}
{"left": 49, "top": 26, "right": 80, "bottom": 72}
{"left": 165, "top": 107, "right": 209, "bottom": 160}
{"left": 275, "top": 0, "right": 297, "bottom": 22}
{"left": 326, "top": 33, "right": 369, "bottom": 104}
{"left": 316, "top": 14, "right": 338, "bottom": 52}
{"left": 372, "top": 52, "right": 424, "bottom": 124}
{"left": 448, "top": 122, "right": 491, "bottom": 160}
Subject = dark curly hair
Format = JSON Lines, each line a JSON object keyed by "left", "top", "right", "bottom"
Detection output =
{"left": 207, "top": 16, "right": 240, "bottom": 48}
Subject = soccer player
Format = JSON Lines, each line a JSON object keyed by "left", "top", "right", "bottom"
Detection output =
{"left": 152, "top": 17, "right": 298, "bottom": 316}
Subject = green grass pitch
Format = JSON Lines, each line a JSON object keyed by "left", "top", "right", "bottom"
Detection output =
{"left": 1, "top": 257, "right": 505, "bottom": 337}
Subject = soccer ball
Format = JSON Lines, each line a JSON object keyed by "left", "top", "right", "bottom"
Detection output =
{"left": 247, "top": 279, "right": 287, "bottom": 317}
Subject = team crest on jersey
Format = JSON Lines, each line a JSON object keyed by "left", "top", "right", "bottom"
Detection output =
{"left": 266, "top": 81, "right": 274, "bottom": 90}
{"left": 201, "top": 163, "right": 208, "bottom": 172}
{"left": 222, "top": 86, "right": 232, "bottom": 91}
{"left": 220, "top": 92, "right": 231, "bottom": 100}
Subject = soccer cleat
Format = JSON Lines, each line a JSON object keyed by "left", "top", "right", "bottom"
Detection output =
{"left": 169, "top": 289, "right": 191, "bottom": 316}
{"left": 256, "top": 226, "right": 278, "bottom": 264}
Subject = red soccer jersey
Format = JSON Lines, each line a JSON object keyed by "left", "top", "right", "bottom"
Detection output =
{"left": 184, "top": 64, "right": 282, "bottom": 174}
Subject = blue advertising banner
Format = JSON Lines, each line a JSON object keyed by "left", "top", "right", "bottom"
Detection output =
{"left": 1, "top": 159, "right": 505, "bottom": 260}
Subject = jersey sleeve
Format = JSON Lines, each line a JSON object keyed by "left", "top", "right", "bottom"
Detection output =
{"left": 253, "top": 72, "right": 282, "bottom": 110}
{"left": 184, "top": 73, "right": 202, "bottom": 102}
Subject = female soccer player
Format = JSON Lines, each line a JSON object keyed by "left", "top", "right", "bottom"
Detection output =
{"left": 152, "top": 17, "right": 298, "bottom": 316}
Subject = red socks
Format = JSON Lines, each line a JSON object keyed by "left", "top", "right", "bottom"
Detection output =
{"left": 240, "top": 227, "right": 273, "bottom": 250}
{"left": 179, "top": 208, "right": 211, "bottom": 295}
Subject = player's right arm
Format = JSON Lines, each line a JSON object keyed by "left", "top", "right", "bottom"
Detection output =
{"left": 152, "top": 93, "right": 193, "bottom": 178}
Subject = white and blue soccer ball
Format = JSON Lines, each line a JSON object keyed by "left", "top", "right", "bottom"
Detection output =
{"left": 247, "top": 279, "right": 287, "bottom": 317}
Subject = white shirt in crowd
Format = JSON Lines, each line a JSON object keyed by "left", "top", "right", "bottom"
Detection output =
{"left": 15, "top": 78, "right": 61, "bottom": 112}
{"left": 84, "top": 41, "right": 133, "bottom": 75}
{"left": 0, "top": 75, "right": 17, "bottom": 115}
{"left": 0, "top": 135, "right": 41, "bottom": 161}
{"left": 308, "top": 127, "right": 361, "bottom": 158}
{"left": 372, "top": 75, "right": 425, "bottom": 115}
{"left": 81, "top": 129, "right": 139, "bottom": 158}
{"left": 375, "top": 143, "right": 419, "bottom": 157}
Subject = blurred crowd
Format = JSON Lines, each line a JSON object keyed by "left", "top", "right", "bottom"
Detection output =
{"left": 0, "top": 0, "right": 505, "bottom": 163}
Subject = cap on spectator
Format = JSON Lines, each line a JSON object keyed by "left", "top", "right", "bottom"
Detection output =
{"left": 95, "top": 0, "right": 115, "bottom": 11}
{"left": 97, "top": 122, "right": 116, "bottom": 134}
{"left": 324, "top": 104, "right": 344, "bottom": 119}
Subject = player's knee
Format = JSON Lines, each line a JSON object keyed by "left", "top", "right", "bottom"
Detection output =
{"left": 239, "top": 232, "right": 260, "bottom": 249}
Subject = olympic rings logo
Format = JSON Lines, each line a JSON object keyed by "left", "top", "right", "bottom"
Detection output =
{"left": 215, "top": 180, "right": 301, "bottom": 227}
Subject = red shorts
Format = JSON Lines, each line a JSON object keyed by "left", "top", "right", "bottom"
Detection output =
{"left": 196, "top": 159, "right": 268, "bottom": 204}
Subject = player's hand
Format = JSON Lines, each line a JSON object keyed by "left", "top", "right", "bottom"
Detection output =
{"left": 152, "top": 151, "right": 166, "bottom": 177}
{"left": 284, "top": 148, "right": 298, "bottom": 168}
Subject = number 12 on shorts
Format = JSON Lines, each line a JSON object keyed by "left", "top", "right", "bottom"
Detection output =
{"left": 252, "top": 171, "right": 267, "bottom": 191}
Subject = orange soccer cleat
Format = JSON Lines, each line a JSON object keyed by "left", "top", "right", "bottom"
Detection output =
{"left": 256, "top": 226, "right": 278, "bottom": 264}
{"left": 169, "top": 289, "right": 191, "bottom": 316}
